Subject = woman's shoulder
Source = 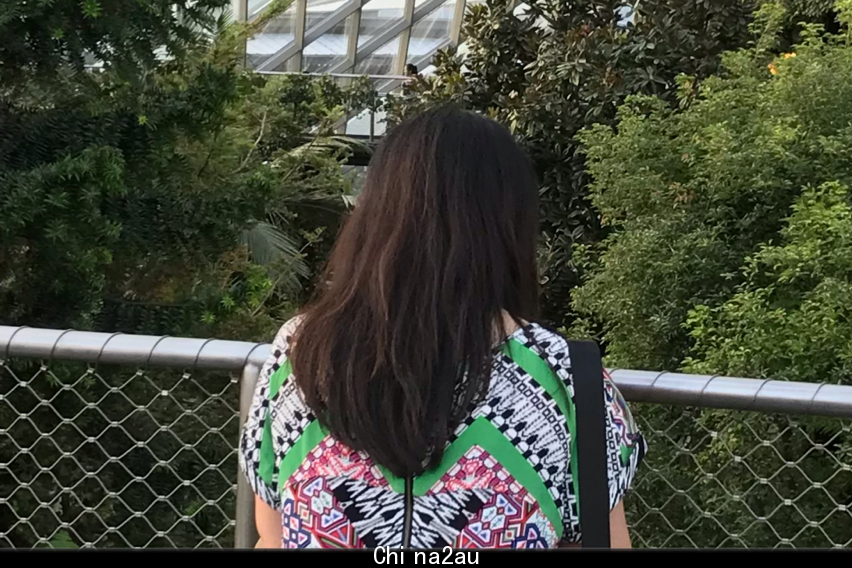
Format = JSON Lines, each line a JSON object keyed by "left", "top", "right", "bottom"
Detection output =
{"left": 524, "top": 321, "right": 571, "bottom": 349}
{"left": 239, "top": 315, "right": 310, "bottom": 510}
{"left": 267, "top": 314, "right": 304, "bottom": 360}
{"left": 254, "top": 315, "right": 311, "bottom": 417}
{"left": 510, "top": 321, "right": 574, "bottom": 375}
{"left": 262, "top": 315, "right": 315, "bottom": 423}
{"left": 511, "top": 323, "right": 637, "bottom": 414}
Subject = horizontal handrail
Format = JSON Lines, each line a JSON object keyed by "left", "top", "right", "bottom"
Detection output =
{"left": 0, "top": 325, "right": 270, "bottom": 371}
{"left": 609, "top": 368, "right": 852, "bottom": 419}
{"left": 2, "top": 325, "right": 852, "bottom": 418}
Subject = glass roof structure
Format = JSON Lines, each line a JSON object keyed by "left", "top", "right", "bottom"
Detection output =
{"left": 235, "top": 0, "right": 480, "bottom": 82}
{"left": 231, "top": 0, "right": 487, "bottom": 136}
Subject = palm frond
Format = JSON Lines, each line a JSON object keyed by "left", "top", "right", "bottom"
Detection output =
{"left": 239, "top": 221, "right": 309, "bottom": 278}
{"left": 289, "top": 134, "right": 372, "bottom": 159}
{"left": 326, "top": 135, "right": 372, "bottom": 154}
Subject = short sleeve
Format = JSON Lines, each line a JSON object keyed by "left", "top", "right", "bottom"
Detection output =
{"left": 560, "top": 367, "right": 647, "bottom": 545}
{"left": 601, "top": 368, "right": 646, "bottom": 510}
{"left": 238, "top": 317, "right": 301, "bottom": 510}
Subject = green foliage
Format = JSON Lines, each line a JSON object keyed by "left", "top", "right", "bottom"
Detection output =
{"left": 0, "top": 0, "right": 380, "bottom": 550}
{"left": 574, "top": 6, "right": 852, "bottom": 548}
{"left": 38, "top": 531, "right": 79, "bottom": 549}
{"left": 1, "top": 146, "right": 125, "bottom": 328}
{"left": 683, "top": 181, "right": 852, "bottom": 384}
{"left": 0, "top": 1, "right": 376, "bottom": 341}
{"left": 574, "top": 6, "right": 852, "bottom": 370}
{"left": 384, "top": 0, "right": 842, "bottom": 329}
{"left": 0, "top": 0, "right": 228, "bottom": 86}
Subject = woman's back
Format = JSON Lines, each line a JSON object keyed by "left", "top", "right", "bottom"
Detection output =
{"left": 240, "top": 317, "right": 645, "bottom": 548}
{"left": 238, "top": 105, "right": 646, "bottom": 548}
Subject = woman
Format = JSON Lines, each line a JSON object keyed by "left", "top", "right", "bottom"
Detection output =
{"left": 239, "top": 105, "right": 646, "bottom": 549}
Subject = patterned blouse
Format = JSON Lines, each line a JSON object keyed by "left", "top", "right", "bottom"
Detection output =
{"left": 239, "top": 317, "right": 646, "bottom": 548}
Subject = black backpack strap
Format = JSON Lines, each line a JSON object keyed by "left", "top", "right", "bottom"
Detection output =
{"left": 568, "top": 339, "right": 611, "bottom": 549}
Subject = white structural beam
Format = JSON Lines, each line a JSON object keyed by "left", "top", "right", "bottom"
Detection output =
{"left": 245, "top": 0, "right": 476, "bottom": 87}
{"left": 289, "top": 0, "right": 309, "bottom": 70}
{"left": 449, "top": 0, "right": 466, "bottom": 45}
{"left": 393, "top": 0, "right": 417, "bottom": 76}
{"left": 328, "top": 0, "right": 449, "bottom": 74}
{"left": 255, "top": 0, "right": 365, "bottom": 71}
{"left": 231, "top": 0, "right": 248, "bottom": 20}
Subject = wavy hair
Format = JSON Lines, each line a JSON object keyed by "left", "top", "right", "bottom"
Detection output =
{"left": 290, "top": 105, "right": 540, "bottom": 478}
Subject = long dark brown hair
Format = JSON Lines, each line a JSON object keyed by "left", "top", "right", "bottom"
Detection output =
{"left": 290, "top": 105, "right": 540, "bottom": 478}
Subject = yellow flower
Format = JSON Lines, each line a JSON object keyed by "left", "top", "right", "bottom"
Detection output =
{"left": 768, "top": 62, "right": 778, "bottom": 75}
{"left": 783, "top": 52, "right": 797, "bottom": 59}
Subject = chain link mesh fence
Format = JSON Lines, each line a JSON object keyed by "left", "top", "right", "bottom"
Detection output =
{"left": 2, "top": 355, "right": 851, "bottom": 548}
{"left": 628, "top": 404, "right": 852, "bottom": 548}
{"left": 0, "top": 358, "right": 240, "bottom": 548}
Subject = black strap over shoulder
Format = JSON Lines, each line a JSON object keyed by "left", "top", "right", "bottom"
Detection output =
{"left": 567, "top": 339, "right": 611, "bottom": 549}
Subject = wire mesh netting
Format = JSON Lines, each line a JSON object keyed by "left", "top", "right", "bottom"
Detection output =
{"left": 628, "top": 404, "right": 852, "bottom": 548}
{"left": 0, "top": 358, "right": 240, "bottom": 548}
{"left": 2, "top": 356, "right": 851, "bottom": 548}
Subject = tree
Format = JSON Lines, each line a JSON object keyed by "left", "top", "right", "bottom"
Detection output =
{"left": 0, "top": 0, "right": 229, "bottom": 86}
{"left": 573, "top": 2, "right": 852, "bottom": 548}
{"left": 574, "top": 1, "right": 852, "bottom": 371}
{"left": 0, "top": 0, "right": 375, "bottom": 340}
{"left": 383, "top": 0, "right": 845, "bottom": 329}
{"left": 684, "top": 182, "right": 852, "bottom": 384}
{"left": 384, "top": 0, "right": 760, "bottom": 326}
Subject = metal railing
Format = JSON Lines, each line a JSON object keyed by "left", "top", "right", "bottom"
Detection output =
{"left": 0, "top": 326, "right": 269, "bottom": 549}
{"left": 1, "top": 326, "right": 851, "bottom": 548}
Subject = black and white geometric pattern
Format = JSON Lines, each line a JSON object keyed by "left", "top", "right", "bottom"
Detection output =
{"left": 238, "top": 316, "right": 303, "bottom": 510}
{"left": 408, "top": 489, "right": 489, "bottom": 548}
{"left": 519, "top": 323, "right": 647, "bottom": 542}
{"left": 462, "top": 349, "right": 571, "bottom": 505}
{"left": 328, "top": 477, "right": 408, "bottom": 548}
{"left": 270, "top": 379, "right": 315, "bottom": 452}
{"left": 329, "top": 477, "right": 490, "bottom": 549}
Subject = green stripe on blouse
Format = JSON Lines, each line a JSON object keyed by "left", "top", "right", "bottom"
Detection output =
{"left": 501, "top": 337, "right": 582, "bottom": 522}
{"left": 258, "top": 360, "right": 293, "bottom": 486}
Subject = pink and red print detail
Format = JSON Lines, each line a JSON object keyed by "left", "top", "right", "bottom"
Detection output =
{"left": 431, "top": 446, "right": 522, "bottom": 494}
{"left": 281, "top": 478, "right": 363, "bottom": 548}
{"left": 455, "top": 491, "right": 555, "bottom": 548}
{"left": 290, "top": 436, "right": 388, "bottom": 488}
{"left": 432, "top": 447, "right": 556, "bottom": 549}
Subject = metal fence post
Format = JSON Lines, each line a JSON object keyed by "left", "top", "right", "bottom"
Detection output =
{"left": 235, "top": 362, "right": 262, "bottom": 548}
